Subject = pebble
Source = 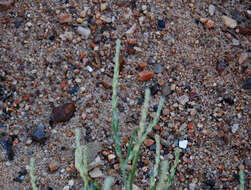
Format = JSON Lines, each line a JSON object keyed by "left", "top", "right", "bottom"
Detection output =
{"left": 238, "top": 53, "right": 248, "bottom": 64}
{"left": 222, "top": 16, "right": 237, "bottom": 29}
{"left": 58, "top": 14, "right": 73, "bottom": 24}
{"left": 205, "top": 20, "right": 215, "bottom": 29}
{"left": 50, "top": 103, "right": 76, "bottom": 123}
{"left": 89, "top": 168, "right": 104, "bottom": 178}
{"left": 179, "top": 140, "right": 188, "bottom": 149}
{"left": 100, "top": 3, "right": 107, "bottom": 11}
{"left": 178, "top": 95, "right": 189, "bottom": 105}
{"left": 137, "top": 70, "right": 154, "bottom": 81}
{"left": 77, "top": 26, "right": 91, "bottom": 39}
{"left": 208, "top": 4, "right": 215, "bottom": 16}
{"left": 143, "top": 138, "right": 155, "bottom": 147}
{"left": 31, "top": 125, "right": 46, "bottom": 142}
{"left": 59, "top": 32, "right": 73, "bottom": 41}
{"left": 242, "top": 78, "right": 251, "bottom": 89}
{"left": 239, "top": 27, "right": 251, "bottom": 35}
{"left": 122, "top": 184, "right": 142, "bottom": 190}
{"left": 0, "top": 135, "right": 14, "bottom": 160}
{"left": 232, "top": 38, "right": 239, "bottom": 46}
{"left": 231, "top": 124, "right": 239, "bottom": 133}
{"left": 162, "top": 83, "right": 171, "bottom": 97}
{"left": 68, "top": 179, "right": 74, "bottom": 187}
{"left": 153, "top": 64, "right": 162, "bottom": 74}
{"left": 48, "top": 161, "right": 59, "bottom": 173}
{"left": 86, "top": 66, "right": 93, "bottom": 72}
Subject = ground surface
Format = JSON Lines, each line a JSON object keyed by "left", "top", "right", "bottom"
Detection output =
{"left": 0, "top": 0, "right": 250, "bottom": 190}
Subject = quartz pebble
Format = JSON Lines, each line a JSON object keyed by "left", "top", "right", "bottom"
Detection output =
{"left": 77, "top": 26, "right": 91, "bottom": 39}
{"left": 178, "top": 95, "right": 189, "bottom": 105}
{"left": 222, "top": 16, "right": 237, "bottom": 29}
{"left": 89, "top": 168, "right": 104, "bottom": 178}
{"left": 231, "top": 124, "right": 239, "bottom": 133}
{"left": 144, "top": 138, "right": 155, "bottom": 147}
{"left": 179, "top": 140, "right": 188, "bottom": 149}
{"left": 208, "top": 4, "right": 215, "bottom": 16}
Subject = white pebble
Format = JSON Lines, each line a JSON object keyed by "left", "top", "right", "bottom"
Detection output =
{"left": 77, "top": 26, "right": 91, "bottom": 39}
{"left": 208, "top": 4, "right": 215, "bottom": 16}
{"left": 232, "top": 124, "right": 239, "bottom": 133}
{"left": 86, "top": 66, "right": 93, "bottom": 72}
{"left": 179, "top": 140, "right": 188, "bottom": 149}
{"left": 68, "top": 179, "right": 74, "bottom": 187}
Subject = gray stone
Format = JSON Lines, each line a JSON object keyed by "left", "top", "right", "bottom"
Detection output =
{"left": 77, "top": 26, "right": 91, "bottom": 39}
{"left": 208, "top": 4, "right": 215, "bottom": 16}
{"left": 154, "top": 63, "right": 162, "bottom": 74}
{"left": 162, "top": 83, "right": 171, "bottom": 96}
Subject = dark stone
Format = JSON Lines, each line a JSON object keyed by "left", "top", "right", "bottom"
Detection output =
{"left": 14, "top": 20, "right": 22, "bottom": 28}
{"left": 150, "top": 83, "right": 159, "bottom": 95}
{"left": 49, "top": 35, "right": 55, "bottom": 41}
{"left": 153, "top": 105, "right": 158, "bottom": 112}
{"left": 216, "top": 61, "right": 228, "bottom": 73}
{"left": 137, "top": 96, "right": 144, "bottom": 105}
{"left": 242, "top": 78, "right": 251, "bottom": 89}
{"left": 0, "top": 134, "right": 14, "bottom": 160}
{"left": 204, "top": 179, "right": 215, "bottom": 187}
{"left": 68, "top": 86, "right": 79, "bottom": 95}
{"left": 157, "top": 19, "right": 165, "bottom": 30}
{"left": 13, "top": 168, "right": 27, "bottom": 183}
{"left": 222, "top": 96, "right": 234, "bottom": 105}
{"left": 31, "top": 125, "right": 46, "bottom": 142}
{"left": 153, "top": 64, "right": 162, "bottom": 74}
{"left": 149, "top": 144, "right": 156, "bottom": 151}
{"left": 50, "top": 103, "right": 76, "bottom": 123}
{"left": 47, "top": 187, "right": 53, "bottom": 190}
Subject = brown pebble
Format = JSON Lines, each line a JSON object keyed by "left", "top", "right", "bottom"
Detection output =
{"left": 143, "top": 138, "right": 155, "bottom": 147}
{"left": 50, "top": 103, "right": 76, "bottom": 123}
{"left": 137, "top": 70, "right": 154, "bottom": 82}
{"left": 239, "top": 27, "right": 251, "bottom": 35}
{"left": 205, "top": 20, "right": 215, "bottom": 29}
{"left": 58, "top": 14, "right": 73, "bottom": 24}
{"left": 137, "top": 62, "right": 148, "bottom": 69}
{"left": 48, "top": 162, "right": 58, "bottom": 172}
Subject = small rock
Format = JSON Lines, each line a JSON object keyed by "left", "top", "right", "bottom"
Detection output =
{"left": 100, "top": 15, "right": 112, "bottom": 23}
{"left": 189, "top": 183, "right": 196, "bottom": 190}
{"left": 239, "top": 27, "right": 251, "bottom": 35}
{"left": 178, "top": 95, "right": 189, "bottom": 105}
{"left": 31, "top": 125, "right": 46, "bottom": 142}
{"left": 137, "top": 70, "right": 154, "bottom": 81}
{"left": 222, "top": 16, "right": 237, "bottom": 29}
{"left": 108, "top": 154, "right": 116, "bottom": 162}
{"left": 179, "top": 140, "right": 188, "bottom": 149}
{"left": 216, "top": 61, "right": 228, "bottom": 73}
{"left": 144, "top": 138, "right": 155, "bottom": 147}
{"left": 150, "top": 83, "right": 159, "bottom": 95}
{"left": 50, "top": 103, "right": 76, "bottom": 123}
{"left": 48, "top": 161, "right": 59, "bottom": 173}
{"left": 100, "top": 3, "right": 107, "bottom": 11}
{"left": 153, "top": 64, "right": 162, "bottom": 74}
{"left": 137, "top": 62, "right": 148, "bottom": 69}
{"left": 208, "top": 4, "right": 215, "bottom": 16}
{"left": 205, "top": 20, "right": 215, "bottom": 29}
{"left": 238, "top": 53, "right": 249, "bottom": 65}
{"left": 242, "top": 78, "right": 251, "bottom": 89}
{"left": 75, "top": 142, "right": 102, "bottom": 173}
{"left": 231, "top": 124, "right": 239, "bottom": 133}
{"left": 58, "top": 14, "right": 72, "bottom": 24}
{"left": 59, "top": 32, "right": 73, "bottom": 41}
{"left": 68, "top": 179, "right": 74, "bottom": 187}
{"left": 89, "top": 168, "right": 104, "bottom": 178}
{"left": 232, "top": 38, "right": 239, "bottom": 46}
{"left": 157, "top": 19, "right": 165, "bottom": 30}
{"left": 244, "top": 158, "right": 251, "bottom": 168}
{"left": 162, "top": 83, "right": 171, "bottom": 97}
{"left": 0, "top": 135, "right": 14, "bottom": 160}
{"left": 77, "top": 26, "right": 91, "bottom": 39}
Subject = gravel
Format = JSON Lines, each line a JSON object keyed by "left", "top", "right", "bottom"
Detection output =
{"left": 0, "top": 0, "right": 250, "bottom": 189}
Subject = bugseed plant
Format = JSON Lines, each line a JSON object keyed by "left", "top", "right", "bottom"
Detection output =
{"left": 30, "top": 39, "right": 181, "bottom": 190}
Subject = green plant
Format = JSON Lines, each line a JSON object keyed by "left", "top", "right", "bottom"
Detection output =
{"left": 29, "top": 158, "right": 38, "bottom": 190}
{"left": 239, "top": 169, "right": 244, "bottom": 190}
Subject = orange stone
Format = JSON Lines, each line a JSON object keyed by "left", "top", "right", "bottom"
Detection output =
{"left": 137, "top": 62, "right": 148, "bottom": 69}
{"left": 205, "top": 20, "right": 215, "bottom": 29}
{"left": 60, "top": 81, "right": 67, "bottom": 89}
{"left": 48, "top": 162, "right": 58, "bottom": 172}
{"left": 58, "top": 14, "right": 72, "bottom": 24}
{"left": 137, "top": 70, "right": 154, "bottom": 82}
{"left": 143, "top": 138, "right": 155, "bottom": 147}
